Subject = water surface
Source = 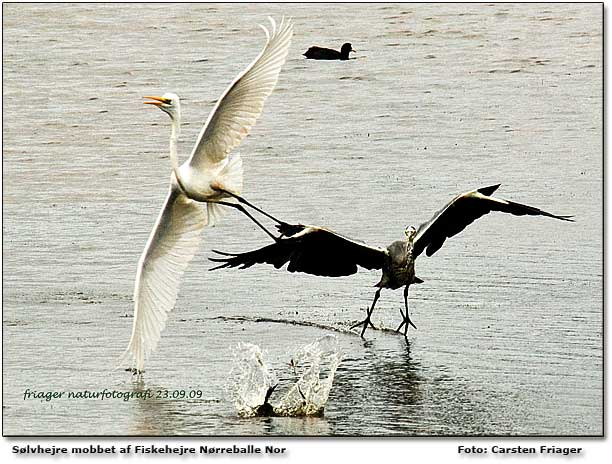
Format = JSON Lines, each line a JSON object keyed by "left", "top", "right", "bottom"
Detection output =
{"left": 2, "top": 3, "right": 602, "bottom": 436}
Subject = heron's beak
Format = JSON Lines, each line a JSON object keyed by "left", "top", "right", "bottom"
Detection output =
{"left": 143, "top": 96, "right": 170, "bottom": 106}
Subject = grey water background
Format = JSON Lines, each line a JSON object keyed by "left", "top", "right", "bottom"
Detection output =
{"left": 2, "top": 3, "right": 602, "bottom": 436}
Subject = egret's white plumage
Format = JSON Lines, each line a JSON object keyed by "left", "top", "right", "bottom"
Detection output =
{"left": 122, "top": 17, "right": 293, "bottom": 372}
{"left": 186, "top": 18, "right": 293, "bottom": 170}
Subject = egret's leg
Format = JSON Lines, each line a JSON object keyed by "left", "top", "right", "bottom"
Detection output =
{"left": 396, "top": 285, "right": 417, "bottom": 338}
{"left": 351, "top": 288, "right": 381, "bottom": 338}
{"left": 217, "top": 189, "right": 285, "bottom": 225}
{"left": 214, "top": 201, "right": 279, "bottom": 242}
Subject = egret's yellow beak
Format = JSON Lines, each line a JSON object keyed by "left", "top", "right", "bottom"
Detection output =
{"left": 143, "top": 96, "right": 170, "bottom": 106}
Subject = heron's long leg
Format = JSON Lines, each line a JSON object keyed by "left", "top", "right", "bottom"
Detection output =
{"left": 396, "top": 285, "right": 417, "bottom": 338}
{"left": 351, "top": 288, "right": 381, "bottom": 338}
{"left": 213, "top": 201, "right": 279, "bottom": 242}
{"left": 216, "top": 188, "right": 284, "bottom": 225}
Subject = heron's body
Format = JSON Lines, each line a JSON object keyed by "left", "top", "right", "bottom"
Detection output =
{"left": 377, "top": 239, "right": 417, "bottom": 290}
{"left": 122, "top": 17, "right": 293, "bottom": 373}
{"left": 210, "top": 184, "right": 573, "bottom": 338}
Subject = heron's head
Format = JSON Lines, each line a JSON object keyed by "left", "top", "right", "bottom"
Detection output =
{"left": 404, "top": 226, "right": 417, "bottom": 241}
{"left": 143, "top": 92, "right": 181, "bottom": 120}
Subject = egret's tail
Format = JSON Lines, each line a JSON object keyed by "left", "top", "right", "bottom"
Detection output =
{"left": 207, "top": 202, "right": 229, "bottom": 227}
{"left": 220, "top": 153, "right": 243, "bottom": 197}
{"left": 208, "top": 153, "right": 243, "bottom": 227}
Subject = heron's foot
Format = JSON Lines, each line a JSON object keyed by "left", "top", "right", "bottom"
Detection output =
{"left": 350, "top": 314, "right": 376, "bottom": 338}
{"left": 396, "top": 310, "right": 417, "bottom": 338}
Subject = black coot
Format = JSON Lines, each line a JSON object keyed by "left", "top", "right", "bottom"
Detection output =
{"left": 303, "top": 42, "right": 355, "bottom": 60}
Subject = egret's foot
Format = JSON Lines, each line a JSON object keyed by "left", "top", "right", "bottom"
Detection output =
{"left": 396, "top": 309, "right": 417, "bottom": 338}
{"left": 125, "top": 367, "right": 144, "bottom": 376}
{"left": 351, "top": 315, "right": 376, "bottom": 338}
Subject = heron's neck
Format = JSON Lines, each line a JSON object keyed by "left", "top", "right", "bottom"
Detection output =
{"left": 405, "top": 233, "right": 416, "bottom": 254}
{"left": 169, "top": 114, "right": 187, "bottom": 192}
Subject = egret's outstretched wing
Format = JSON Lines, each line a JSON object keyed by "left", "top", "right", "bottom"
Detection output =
{"left": 187, "top": 17, "right": 293, "bottom": 170}
{"left": 210, "top": 225, "right": 386, "bottom": 277}
{"left": 412, "top": 184, "right": 574, "bottom": 258}
{"left": 123, "top": 185, "right": 207, "bottom": 372}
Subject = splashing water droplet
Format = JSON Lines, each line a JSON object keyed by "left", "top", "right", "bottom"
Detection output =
{"left": 226, "top": 343, "right": 278, "bottom": 417}
{"left": 227, "top": 335, "right": 342, "bottom": 417}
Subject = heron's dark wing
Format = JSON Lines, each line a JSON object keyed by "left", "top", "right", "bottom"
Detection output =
{"left": 210, "top": 226, "right": 386, "bottom": 277}
{"left": 412, "top": 184, "right": 574, "bottom": 258}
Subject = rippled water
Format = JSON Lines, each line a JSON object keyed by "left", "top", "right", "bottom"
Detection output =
{"left": 2, "top": 3, "right": 602, "bottom": 436}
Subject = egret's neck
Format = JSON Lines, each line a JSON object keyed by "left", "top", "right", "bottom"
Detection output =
{"left": 169, "top": 115, "right": 181, "bottom": 173}
{"left": 169, "top": 114, "right": 187, "bottom": 192}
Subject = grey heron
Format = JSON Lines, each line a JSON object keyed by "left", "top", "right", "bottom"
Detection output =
{"left": 122, "top": 17, "right": 293, "bottom": 373}
{"left": 303, "top": 43, "right": 355, "bottom": 60}
{"left": 209, "top": 184, "right": 573, "bottom": 338}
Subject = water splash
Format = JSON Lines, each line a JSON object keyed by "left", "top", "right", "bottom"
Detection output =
{"left": 227, "top": 335, "right": 342, "bottom": 417}
{"left": 227, "top": 343, "right": 278, "bottom": 417}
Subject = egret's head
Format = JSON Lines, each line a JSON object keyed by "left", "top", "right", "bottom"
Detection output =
{"left": 404, "top": 225, "right": 417, "bottom": 240}
{"left": 143, "top": 92, "right": 180, "bottom": 119}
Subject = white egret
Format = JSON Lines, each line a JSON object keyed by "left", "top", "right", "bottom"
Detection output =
{"left": 122, "top": 17, "right": 293, "bottom": 372}
{"left": 210, "top": 184, "right": 573, "bottom": 338}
